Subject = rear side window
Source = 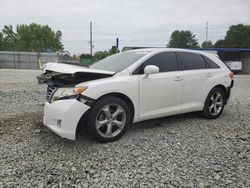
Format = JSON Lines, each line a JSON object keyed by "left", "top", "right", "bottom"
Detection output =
{"left": 133, "top": 52, "right": 179, "bottom": 74}
{"left": 179, "top": 52, "right": 206, "bottom": 70}
{"left": 203, "top": 56, "right": 220, "bottom": 69}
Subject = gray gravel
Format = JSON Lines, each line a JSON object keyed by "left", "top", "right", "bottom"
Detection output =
{"left": 0, "top": 69, "right": 249, "bottom": 187}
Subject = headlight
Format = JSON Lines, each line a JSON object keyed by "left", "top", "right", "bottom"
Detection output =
{"left": 51, "top": 86, "right": 88, "bottom": 102}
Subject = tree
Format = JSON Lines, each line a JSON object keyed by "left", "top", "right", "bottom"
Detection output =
{"left": 109, "top": 46, "right": 119, "bottom": 55}
{"left": 94, "top": 50, "right": 110, "bottom": 61}
{"left": 214, "top": 40, "right": 225, "bottom": 48}
{"left": 0, "top": 23, "right": 63, "bottom": 51}
{"left": 167, "top": 30, "right": 199, "bottom": 48}
{"left": 0, "top": 32, "right": 4, "bottom": 50}
{"left": 1, "top": 25, "right": 18, "bottom": 50}
{"left": 214, "top": 24, "right": 250, "bottom": 48}
{"left": 201, "top": 40, "right": 213, "bottom": 48}
{"left": 94, "top": 46, "right": 120, "bottom": 61}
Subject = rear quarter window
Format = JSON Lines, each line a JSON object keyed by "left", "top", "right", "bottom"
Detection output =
{"left": 203, "top": 56, "right": 220, "bottom": 69}
{"left": 179, "top": 52, "right": 207, "bottom": 70}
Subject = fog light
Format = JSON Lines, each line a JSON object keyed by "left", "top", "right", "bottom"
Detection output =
{"left": 57, "top": 120, "right": 62, "bottom": 128}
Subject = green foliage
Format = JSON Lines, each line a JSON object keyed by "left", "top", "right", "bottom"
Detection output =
{"left": 94, "top": 50, "right": 110, "bottom": 61}
{"left": 201, "top": 40, "right": 213, "bottom": 48}
{"left": 1, "top": 25, "right": 18, "bottom": 50}
{"left": 214, "top": 40, "right": 225, "bottom": 48}
{"left": 167, "top": 30, "right": 199, "bottom": 48}
{"left": 109, "top": 46, "right": 119, "bottom": 55}
{"left": 0, "top": 32, "right": 4, "bottom": 50}
{"left": 0, "top": 23, "right": 63, "bottom": 52}
{"left": 94, "top": 46, "right": 119, "bottom": 61}
{"left": 214, "top": 24, "right": 250, "bottom": 48}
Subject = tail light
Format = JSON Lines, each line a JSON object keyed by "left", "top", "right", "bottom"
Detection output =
{"left": 229, "top": 72, "right": 234, "bottom": 79}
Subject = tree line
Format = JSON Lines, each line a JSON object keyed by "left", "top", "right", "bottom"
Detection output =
{"left": 167, "top": 24, "right": 250, "bottom": 48}
{"left": 0, "top": 23, "right": 63, "bottom": 52}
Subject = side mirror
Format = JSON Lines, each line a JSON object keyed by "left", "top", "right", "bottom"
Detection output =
{"left": 144, "top": 65, "right": 159, "bottom": 75}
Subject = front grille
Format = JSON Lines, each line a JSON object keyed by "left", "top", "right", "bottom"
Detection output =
{"left": 46, "top": 86, "right": 57, "bottom": 102}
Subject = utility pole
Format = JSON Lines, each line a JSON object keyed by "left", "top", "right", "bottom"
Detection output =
{"left": 116, "top": 38, "right": 119, "bottom": 53}
{"left": 205, "top": 21, "right": 208, "bottom": 41}
{"left": 90, "top": 21, "right": 93, "bottom": 56}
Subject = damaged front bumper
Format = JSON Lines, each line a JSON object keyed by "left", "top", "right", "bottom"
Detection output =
{"left": 43, "top": 99, "right": 90, "bottom": 140}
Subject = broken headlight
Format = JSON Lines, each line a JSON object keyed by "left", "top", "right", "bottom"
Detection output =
{"left": 51, "top": 86, "right": 87, "bottom": 102}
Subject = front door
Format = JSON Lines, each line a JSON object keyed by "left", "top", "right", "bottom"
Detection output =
{"left": 136, "top": 52, "right": 184, "bottom": 121}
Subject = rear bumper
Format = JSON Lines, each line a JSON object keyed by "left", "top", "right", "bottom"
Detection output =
{"left": 43, "top": 99, "right": 90, "bottom": 140}
{"left": 230, "top": 80, "right": 234, "bottom": 88}
{"left": 225, "top": 80, "right": 234, "bottom": 103}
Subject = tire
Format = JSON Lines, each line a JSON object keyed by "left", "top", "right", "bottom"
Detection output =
{"left": 202, "top": 87, "right": 226, "bottom": 119}
{"left": 87, "top": 96, "right": 131, "bottom": 143}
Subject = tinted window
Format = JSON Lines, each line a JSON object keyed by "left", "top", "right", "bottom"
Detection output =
{"left": 179, "top": 52, "right": 206, "bottom": 70}
{"left": 133, "top": 52, "right": 179, "bottom": 74}
{"left": 203, "top": 56, "right": 220, "bottom": 69}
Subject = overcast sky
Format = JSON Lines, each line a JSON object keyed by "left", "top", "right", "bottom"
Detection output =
{"left": 1, "top": 0, "right": 250, "bottom": 54}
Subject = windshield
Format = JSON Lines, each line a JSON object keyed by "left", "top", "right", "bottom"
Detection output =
{"left": 89, "top": 51, "right": 148, "bottom": 72}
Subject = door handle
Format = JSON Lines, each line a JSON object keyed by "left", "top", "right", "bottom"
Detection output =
{"left": 207, "top": 73, "right": 213, "bottom": 77}
{"left": 174, "top": 76, "right": 183, "bottom": 81}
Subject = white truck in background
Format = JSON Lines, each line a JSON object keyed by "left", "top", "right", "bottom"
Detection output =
{"left": 225, "top": 61, "right": 242, "bottom": 74}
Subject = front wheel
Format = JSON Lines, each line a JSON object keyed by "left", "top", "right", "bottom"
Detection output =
{"left": 87, "top": 96, "right": 131, "bottom": 143}
{"left": 202, "top": 87, "right": 225, "bottom": 119}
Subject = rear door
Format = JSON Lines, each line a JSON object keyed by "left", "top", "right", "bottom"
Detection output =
{"left": 135, "top": 52, "right": 184, "bottom": 120}
{"left": 178, "top": 52, "right": 210, "bottom": 112}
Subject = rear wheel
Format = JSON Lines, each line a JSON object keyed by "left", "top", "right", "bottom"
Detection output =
{"left": 202, "top": 87, "right": 225, "bottom": 119}
{"left": 87, "top": 96, "right": 131, "bottom": 142}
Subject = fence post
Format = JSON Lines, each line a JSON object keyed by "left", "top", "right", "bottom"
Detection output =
{"left": 37, "top": 52, "right": 41, "bottom": 69}
{"left": 17, "top": 52, "right": 21, "bottom": 69}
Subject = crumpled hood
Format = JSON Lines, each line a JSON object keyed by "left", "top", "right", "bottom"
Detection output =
{"left": 43, "top": 62, "right": 115, "bottom": 75}
{"left": 37, "top": 62, "right": 115, "bottom": 87}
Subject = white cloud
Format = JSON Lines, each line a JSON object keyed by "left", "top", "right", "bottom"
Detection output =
{"left": 0, "top": 0, "right": 249, "bottom": 54}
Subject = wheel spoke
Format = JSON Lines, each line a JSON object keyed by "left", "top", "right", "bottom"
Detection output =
{"left": 112, "top": 106, "right": 124, "bottom": 118}
{"left": 216, "top": 101, "right": 223, "bottom": 106}
{"left": 105, "top": 123, "right": 113, "bottom": 136}
{"left": 215, "top": 93, "right": 221, "bottom": 101}
{"left": 102, "top": 105, "right": 111, "bottom": 118}
{"left": 210, "top": 95, "right": 215, "bottom": 102}
{"left": 209, "top": 103, "right": 214, "bottom": 112}
{"left": 112, "top": 120, "right": 124, "bottom": 129}
{"left": 213, "top": 104, "right": 217, "bottom": 113}
{"left": 96, "top": 119, "right": 109, "bottom": 129}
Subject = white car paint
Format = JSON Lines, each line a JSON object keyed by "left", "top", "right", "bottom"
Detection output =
{"left": 43, "top": 62, "right": 115, "bottom": 74}
{"left": 41, "top": 48, "right": 233, "bottom": 140}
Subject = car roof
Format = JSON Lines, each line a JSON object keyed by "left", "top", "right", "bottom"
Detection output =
{"left": 127, "top": 48, "right": 201, "bottom": 53}
{"left": 126, "top": 48, "right": 217, "bottom": 57}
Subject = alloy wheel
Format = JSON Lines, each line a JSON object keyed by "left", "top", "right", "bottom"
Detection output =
{"left": 95, "top": 104, "right": 126, "bottom": 138}
{"left": 208, "top": 92, "right": 224, "bottom": 116}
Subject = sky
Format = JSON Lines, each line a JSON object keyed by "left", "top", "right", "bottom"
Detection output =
{"left": 0, "top": 0, "right": 250, "bottom": 55}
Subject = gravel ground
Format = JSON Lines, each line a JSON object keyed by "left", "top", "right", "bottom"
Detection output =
{"left": 0, "top": 69, "right": 249, "bottom": 187}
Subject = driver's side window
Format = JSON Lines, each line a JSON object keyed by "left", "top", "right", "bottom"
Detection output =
{"left": 133, "top": 52, "right": 179, "bottom": 74}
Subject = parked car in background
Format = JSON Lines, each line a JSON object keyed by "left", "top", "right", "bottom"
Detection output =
{"left": 225, "top": 61, "right": 242, "bottom": 74}
{"left": 37, "top": 48, "right": 234, "bottom": 142}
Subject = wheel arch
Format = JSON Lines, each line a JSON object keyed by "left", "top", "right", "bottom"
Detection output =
{"left": 76, "top": 92, "right": 135, "bottom": 135}
{"left": 96, "top": 92, "right": 135, "bottom": 122}
{"left": 213, "top": 84, "right": 227, "bottom": 94}
{"left": 207, "top": 84, "right": 229, "bottom": 104}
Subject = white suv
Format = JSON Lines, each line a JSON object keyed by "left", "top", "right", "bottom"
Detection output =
{"left": 38, "top": 48, "right": 234, "bottom": 142}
